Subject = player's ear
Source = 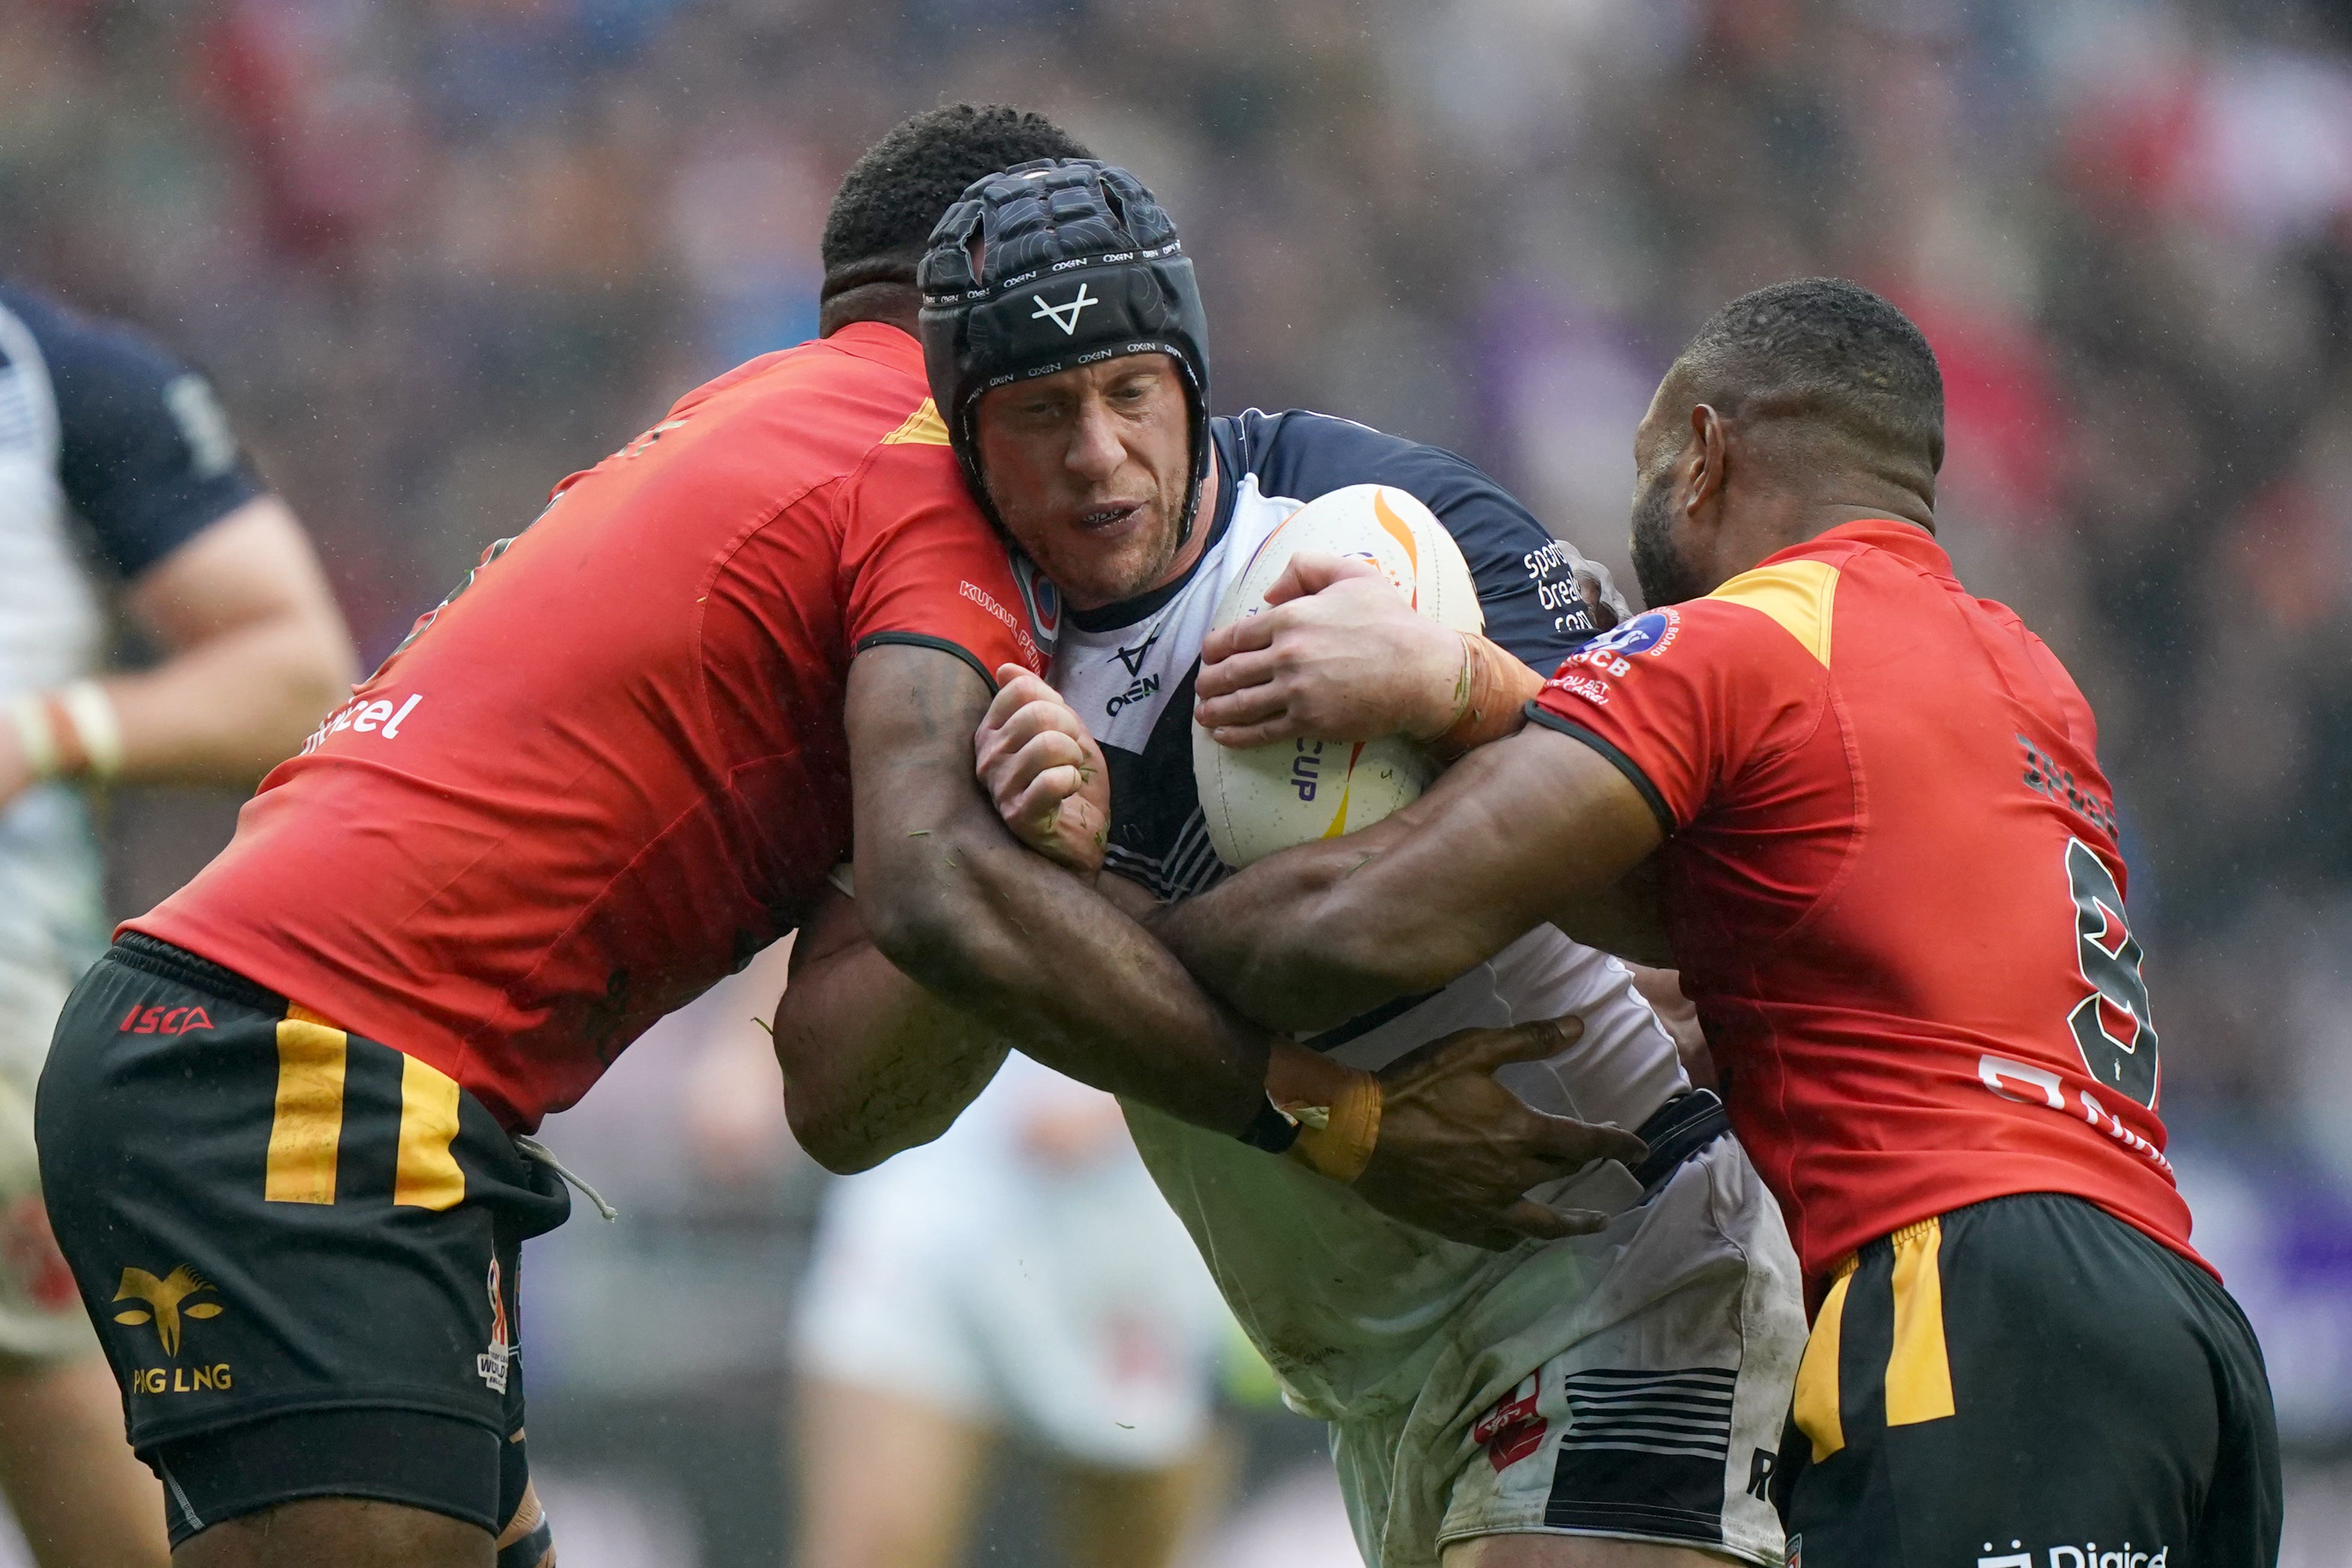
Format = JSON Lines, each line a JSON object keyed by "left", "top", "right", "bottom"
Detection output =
{"left": 1683, "top": 403, "right": 1729, "bottom": 520}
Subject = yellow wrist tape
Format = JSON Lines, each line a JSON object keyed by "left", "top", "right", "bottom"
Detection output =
{"left": 1283, "top": 1066, "right": 1382, "bottom": 1184}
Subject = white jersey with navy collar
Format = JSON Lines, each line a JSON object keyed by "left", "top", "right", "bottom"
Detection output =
{"left": 0, "top": 283, "right": 263, "bottom": 1077}
{"left": 1039, "top": 408, "right": 1691, "bottom": 1419}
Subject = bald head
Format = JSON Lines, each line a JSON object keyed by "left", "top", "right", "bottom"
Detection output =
{"left": 1626, "top": 280, "right": 1947, "bottom": 609}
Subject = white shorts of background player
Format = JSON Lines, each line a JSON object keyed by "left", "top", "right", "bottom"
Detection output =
{"left": 0, "top": 787, "right": 110, "bottom": 1364}
{"left": 792, "top": 1050, "right": 1234, "bottom": 1470}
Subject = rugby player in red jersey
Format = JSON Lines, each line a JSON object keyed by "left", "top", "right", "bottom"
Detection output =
{"left": 30, "top": 107, "right": 1603, "bottom": 1568}
{"left": 1130, "top": 281, "right": 2282, "bottom": 1564}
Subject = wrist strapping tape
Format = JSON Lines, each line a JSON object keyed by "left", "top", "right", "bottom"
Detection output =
{"left": 1430, "top": 635, "right": 1545, "bottom": 762}
{"left": 1283, "top": 1066, "right": 1382, "bottom": 1184}
{"left": 4, "top": 681, "right": 123, "bottom": 782}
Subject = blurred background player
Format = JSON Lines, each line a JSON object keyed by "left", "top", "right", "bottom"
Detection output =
{"left": 792, "top": 1049, "right": 1232, "bottom": 1568}
{"left": 0, "top": 282, "right": 353, "bottom": 1564}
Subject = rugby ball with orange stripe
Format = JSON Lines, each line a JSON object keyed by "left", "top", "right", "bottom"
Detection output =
{"left": 1194, "top": 484, "right": 1483, "bottom": 868}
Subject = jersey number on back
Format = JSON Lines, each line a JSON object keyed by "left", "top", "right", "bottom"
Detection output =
{"left": 2064, "top": 837, "right": 2159, "bottom": 1108}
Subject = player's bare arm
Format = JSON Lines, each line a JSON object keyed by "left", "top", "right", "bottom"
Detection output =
{"left": 1192, "top": 551, "right": 1470, "bottom": 746}
{"left": 1148, "top": 723, "right": 1665, "bottom": 1032}
{"left": 1193, "top": 550, "right": 1548, "bottom": 756}
{"left": 845, "top": 641, "right": 1274, "bottom": 1136}
{"left": 975, "top": 665, "right": 1650, "bottom": 1250}
{"left": 1186, "top": 550, "right": 1673, "bottom": 972}
{"left": 114, "top": 495, "right": 357, "bottom": 780}
{"left": 0, "top": 495, "right": 354, "bottom": 806}
{"left": 771, "top": 884, "right": 1013, "bottom": 1172}
{"left": 794, "top": 652, "right": 1644, "bottom": 1249}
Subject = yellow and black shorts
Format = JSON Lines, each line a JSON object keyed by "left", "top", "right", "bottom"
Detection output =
{"left": 1774, "top": 1192, "right": 2279, "bottom": 1568}
{"left": 35, "top": 933, "right": 568, "bottom": 1560}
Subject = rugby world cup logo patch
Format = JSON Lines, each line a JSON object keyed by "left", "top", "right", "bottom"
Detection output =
{"left": 1012, "top": 551, "right": 1062, "bottom": 659}
{"left": 1580, "top": 607, "right": 1679, "bottom": 662}
{"left": 1561, "top": 606, "right": 1681, "bottom": 687}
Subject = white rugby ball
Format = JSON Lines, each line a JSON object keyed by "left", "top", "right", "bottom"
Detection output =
{"left": 1194, "top": 484, "right": 1483, "bottom": 869}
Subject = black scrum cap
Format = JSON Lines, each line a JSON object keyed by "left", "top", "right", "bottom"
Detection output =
{"left": 918, "top": 159, "right": 1211, "bottom": 542}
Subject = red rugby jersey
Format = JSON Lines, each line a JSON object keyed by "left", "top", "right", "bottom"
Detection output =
{"left": 132, "top": 323, "right": 1047, "bottom": 1130}
{"left": 1530, "top": 518, "right": 2202, "bottom": 1283}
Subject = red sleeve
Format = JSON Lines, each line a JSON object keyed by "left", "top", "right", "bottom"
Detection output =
{"left": 838, "top": 447, "right": 1048, "bottom": 689}
{"left": 1528, "top": 597, "right": 1825, "bottom": 830}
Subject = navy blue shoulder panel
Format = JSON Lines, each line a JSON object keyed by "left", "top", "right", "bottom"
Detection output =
{"left": 1226, "top": 408, "right": 1598, "bottom": 670}
{"left": 0, "top": 284, "right": 264, "bottom": 578}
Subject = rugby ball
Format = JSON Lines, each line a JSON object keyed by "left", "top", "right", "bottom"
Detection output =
{"left": 1194, "top": 484, "right": 1483, "bottom": 868}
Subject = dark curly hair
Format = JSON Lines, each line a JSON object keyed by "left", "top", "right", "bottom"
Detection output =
{"left": 821, "top": 105, "right": 1094, "bottom": 302}
{"left": 1672, "top": 278, "right": 1945, "bottom": 474}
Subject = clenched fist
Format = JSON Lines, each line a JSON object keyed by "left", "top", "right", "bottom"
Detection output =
{"left": 976, "top": 665, "right": 1112, "bottom": 878}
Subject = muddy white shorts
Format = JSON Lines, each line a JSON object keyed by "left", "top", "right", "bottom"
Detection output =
{"left": 1332, "top": 1135, "right": 1805, "bottom": 1567}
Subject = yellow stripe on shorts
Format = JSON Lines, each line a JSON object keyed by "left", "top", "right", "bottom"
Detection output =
{"left": 394, "top": 1054, "right": 467, "bottom": 1210}
{"left": 265, "top": 1006, "right": 347, "bottom": 1205}
{"left": 1886, "top": 1217, "right": 1956, "bottom": 1426}
{"left": 1792, "top": 1256, "right": 1856, "bottom": 1462}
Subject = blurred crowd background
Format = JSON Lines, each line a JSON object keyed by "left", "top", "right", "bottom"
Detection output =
{"left": 3, "top": 0, "right": 2350, "bottom": 1561}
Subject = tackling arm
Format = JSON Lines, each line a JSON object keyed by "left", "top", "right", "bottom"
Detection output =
{"left": 1148, "top": 722, "right": 1667, "bottom": 1030}
{"left": 1190, "top": 552, "right": 1548, "bottom": 754}
{"left": 845, "top": 643, "right": 1272, "bottom": 1136}
{"left": 771, "top": 883, "right": 1012, "bottom": 1172}
{"left": 973, "top": 666, "right": 1654, "bottom": 1247}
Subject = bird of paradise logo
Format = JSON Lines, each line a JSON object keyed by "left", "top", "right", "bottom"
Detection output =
{"left": 113, "top": 1265, "right": 223, "bottom": 1356}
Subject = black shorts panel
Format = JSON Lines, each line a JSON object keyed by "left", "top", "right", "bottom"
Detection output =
{"left": 35, "top": 938, "right": 570, "bottom": 1537}
{"left": 1773, "top": 1192, "right": 2281, "bottom": 1568}
{"left": 150, "top": 1407, "right": 505, "bottom": 1544}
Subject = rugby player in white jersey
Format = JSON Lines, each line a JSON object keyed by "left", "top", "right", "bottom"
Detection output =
{"left": 776, "top": 159, "right": 1806, "bottom": 1568}
{"left": 0, "top": 284, "right": 353, "bottom": 1566}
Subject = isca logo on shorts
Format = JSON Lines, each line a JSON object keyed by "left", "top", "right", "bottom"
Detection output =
{"left": 116, "top": 1002, "right": 215, "bottom": 1035}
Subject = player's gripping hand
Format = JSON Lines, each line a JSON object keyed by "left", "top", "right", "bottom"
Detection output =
{"left": 1195, "top": 551, "right": 1466, "bottom": 748}
{"left": 976, "top": 665, "right": 1112, "bottom": 879}
{"left": 1358, "top": 1017, "right": 1649, "bottom": 1251}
